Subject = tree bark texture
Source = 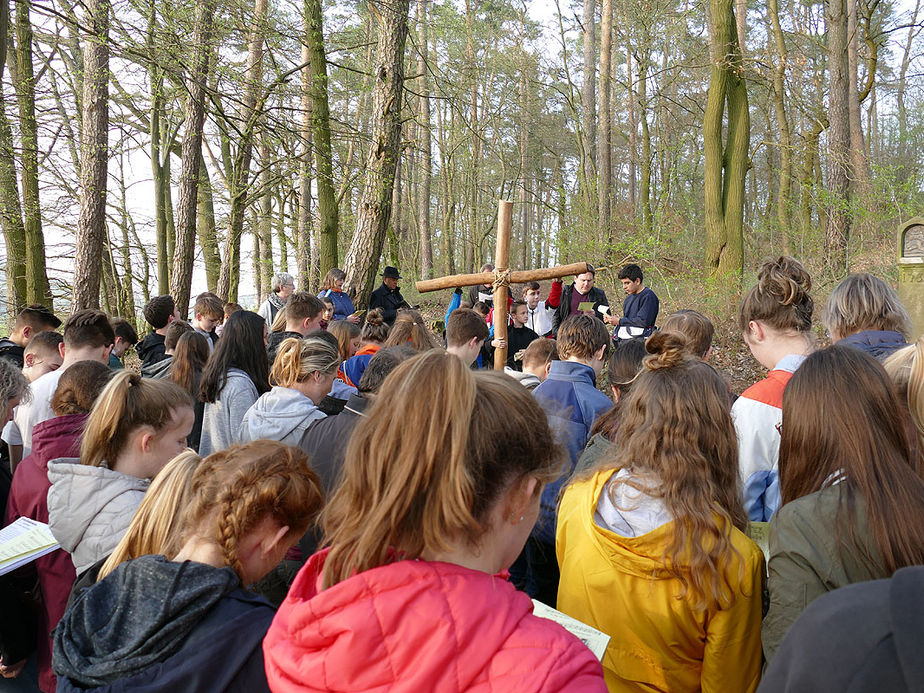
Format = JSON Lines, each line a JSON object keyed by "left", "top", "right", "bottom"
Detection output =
{"left": 296, "top": 25, "right": 313, "bottom": 288}
{"left": 703, "top": 0, "right": 749, "bottom": 279}
{"left": 72, "top": 0, "right": 110, "bottom": 310}
{"left": 596, "top": 0, "right": 612, "bottom": 237}
{"left": 343, "top": 0, "right": 410, "bottom": 306}
{"left": 417, "top": 0, "right": 432, "bottom": 279}
{"left": 768, "top": 0, "right": 793, "bottom": 253}
{"left": 580, "top": 0, "right": 596, "bottom": 208}
{"left": 170, "top": 0, "right": 216, "bottom": 316}
{"left": 825, "top": 0, "right": 851, "bottom": 274}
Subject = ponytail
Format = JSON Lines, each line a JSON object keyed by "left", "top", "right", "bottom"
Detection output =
{"left": 97, "top": 450, "right": 201, "bottom": 580}
{"left": 321, "top": 350, "right": 560, "bottom": 588}
{"left": 81, "top": 371, "right": 193, "bottom": 468}
{"left": 270, "top": 337, "right": 341, "bottom": 388}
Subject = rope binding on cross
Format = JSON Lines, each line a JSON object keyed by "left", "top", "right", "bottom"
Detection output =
{"left": 493, "top": 268, "right": 511, "bottom": 290}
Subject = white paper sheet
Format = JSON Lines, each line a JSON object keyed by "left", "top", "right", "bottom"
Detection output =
{"left": 0, "top": 517, "right": 59, "bottom": 575}
{"left": 532, "top": 599, "right": 610, "bottom": 661}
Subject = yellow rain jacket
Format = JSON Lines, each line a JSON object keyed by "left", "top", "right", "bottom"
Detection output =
{"left": 556, "top": 470, "right": 764, "bottom": 692}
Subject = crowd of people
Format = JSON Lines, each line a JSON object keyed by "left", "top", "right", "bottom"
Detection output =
{"left": 0, "top": 258, "right": 919, "bottom": 692}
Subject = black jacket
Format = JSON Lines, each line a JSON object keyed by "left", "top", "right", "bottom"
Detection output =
{"left": 759, "top": 565, "right": 924, "bottom": 693}
{"left": 299, "top": 393, "right": 369, "bottom": 496}
{"left": 552, "top": 284, "right": 609, "bottom": 333}
{"left": 369, "top": 284, "right": 409, "bottom": 325}
{"left": 136, "top": 332, "right": 168, "bottom": 368}
{"left": 267, "top": 330, "right": 303, "bottom": 363}
{"left": 0, "top": 338, "right": 24, "bottom": 368}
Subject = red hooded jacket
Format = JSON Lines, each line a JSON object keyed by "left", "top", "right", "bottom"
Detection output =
{"left": 264, "top": 549, "right": 605, "bottom": 692}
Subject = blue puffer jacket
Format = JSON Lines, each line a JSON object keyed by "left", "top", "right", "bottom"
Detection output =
{"left": 839, "top": 330, "right": 909, "bottom": 361}
{"left": 318, "top": 289, "right": 355, "bottom": 322}
{"left": 531, "top": 361, "right": 612, "bottom": 544}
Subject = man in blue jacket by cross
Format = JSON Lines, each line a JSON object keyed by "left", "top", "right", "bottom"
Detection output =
{"left": 613, "top": 263, "right": 659, "bottom": 339}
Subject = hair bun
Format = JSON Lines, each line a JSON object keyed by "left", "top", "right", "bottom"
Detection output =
{"left": 643, "top": 331, "right": 689, "bottom": 371}
{"left": 365, "top": 308, "right": 384, "bottom": 326}
{"left": 757, "top": 256, "right": 811, "bottom": 307}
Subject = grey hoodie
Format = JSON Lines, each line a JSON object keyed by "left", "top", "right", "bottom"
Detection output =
{"left": 199, "top": 368, "right": 258, "bottom": 456}
{"left": 141, "top": 355, "right": 173, "bottom": 379}
{"left": 238, "top": 386, "right": 326, "bottom": 446}
{"left": 47, "top": 458, "right": 150, "bottom": 576}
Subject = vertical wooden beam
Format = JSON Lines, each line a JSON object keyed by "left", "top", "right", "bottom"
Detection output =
{"left": 493, "top": 200, "right": 512, "bottom": 370}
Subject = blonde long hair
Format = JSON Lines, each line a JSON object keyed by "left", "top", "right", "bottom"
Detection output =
{"left": 321, "top": 350, "right": 560, "bottom": 588}
{"left": 97, "top": 450, "right": 201, "bottom": 580}
{"left": 270, "top": 337, "right": 341, "bottom": 388}
{"left": 81, "top": 371, "right": 192, "bottom": 468}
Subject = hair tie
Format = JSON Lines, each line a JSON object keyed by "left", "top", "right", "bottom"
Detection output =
{"left": 412, "top": 322, "right": 418, "bottom": 326}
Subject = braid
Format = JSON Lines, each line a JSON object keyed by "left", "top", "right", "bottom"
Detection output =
{"left": 187, "top": 440, "right": 324, "bottom": 584}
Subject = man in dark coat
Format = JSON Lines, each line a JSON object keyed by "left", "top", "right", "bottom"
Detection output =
{"left": 552, "top": 266, "right": 610, "bottom": 334}
{"left": 368, "top": 266, "right": 410, "bottom": 325}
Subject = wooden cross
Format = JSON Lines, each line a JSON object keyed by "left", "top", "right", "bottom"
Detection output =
{"left": 416, "top": 200, "right": 589, "bottom": 370}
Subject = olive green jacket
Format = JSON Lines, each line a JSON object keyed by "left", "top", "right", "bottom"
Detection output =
{"left": 762, "top": 484, "right": 887, "bottom": 663}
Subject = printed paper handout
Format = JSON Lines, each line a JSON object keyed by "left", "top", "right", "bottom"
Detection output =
{"left": 532, "top": 599, "right": 610, "bottom": 660}
{"left": 0, "top": 517, "right": 59, "bottom": 576}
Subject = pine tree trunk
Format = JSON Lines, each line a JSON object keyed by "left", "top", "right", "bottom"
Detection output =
{"left": 305, "top": 0, "right": 338, "bottom": 278}
{"left": 72, "top": 0, "right": 110, "bottom": 310}
{"left": 825, "top": 0, "right": 851, "bottom": 274}
{"left": 596, "top": 0, "right": 612, "bottom": 237}
{"left": 343, "top": 0, "right": 410, "bottom": 306}
{"left": 170, "top": 0, "right": 215, "bottom": 316}
{"left": 416, "top": 0, "right": 432, "bottom": 279}
{"left": 580, "top": 0, "right": 596, "bottom": 209}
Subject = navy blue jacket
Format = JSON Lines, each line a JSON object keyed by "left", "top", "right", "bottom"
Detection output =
{"left": 368, "top": 284, "right": 410, "bottom": 325}
{"left": 532, "top": 361, "right": 612, "bottom": 544}
{"left": 619, "top": 286, "right": 659, "bottom": 333}
{"left": 839, "top": 330, "right": 909, "bottom": 361}
{"left": 318, "top": 289, "right": 355, "bottom": 322}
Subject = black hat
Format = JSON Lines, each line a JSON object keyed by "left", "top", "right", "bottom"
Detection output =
{"left": 382, "top": 266, "right": 402, "bottom": 279}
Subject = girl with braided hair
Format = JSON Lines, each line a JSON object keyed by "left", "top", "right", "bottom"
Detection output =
{"left": 556, "top": 332, "right": 764, "bottom": 692}
{"left": 52, "top": 440, "right": 323, "bottom": 693}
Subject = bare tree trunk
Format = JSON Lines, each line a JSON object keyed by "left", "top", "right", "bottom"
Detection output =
{"left": 580, "top": 0, "right": 596, "bottom": 208}
{"left": 259, "top": 137, "right": 274, "bottom": 292}
{"left": 897, "top": 0, "right": 920, "bottom": 156}
{"left": 417, "top": 0, "right": 432, "bottom": 279}
{"left": 217, "top": 0, "right": 266, "bottom": 302}
{"left": 343, "top": 0, "right": 410, "bottom": 306}
{"left": 72, "top": 0, "right": 110, "bottom": 310}
{"left": 637, "top": 49, "right": 652, "bottom": 236}
{"left": 170, "top": 0, "right": 215, "bottom": 316}
{"left": 596, "top": 0, "right": 612, "bottom": 237}
{"left": 196, "top": 156, "right": 221, "bottom": 291}
{"left": 296, "top": 23, "right": 313, "bottom": 287}
{"left": 10, "top": 0, "right": 49, "bottom": 304}
{"left": 626, "top": 42, "right": 637, "bottom": 211}
{"left": 825, "top": 0, "right": 851, "bottom": 274}
{"left": 847, "top": 0, "right": 870, "bottom": 197}
{"left": 768, "top": 0, "right": 794, "bottom": 253}
{"left": 704, "top": 0, "right": 748, "bottom": 279}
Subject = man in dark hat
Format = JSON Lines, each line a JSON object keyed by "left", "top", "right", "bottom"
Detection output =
{"left": 369, "top": 266, "right": 411, "bottom": 325}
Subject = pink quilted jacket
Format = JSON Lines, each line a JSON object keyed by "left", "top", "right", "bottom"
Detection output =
{"left": 264, "top": 549, "right": 606, "bottom": 692}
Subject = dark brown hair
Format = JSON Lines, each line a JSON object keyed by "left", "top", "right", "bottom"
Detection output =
{"left": 591, "top": 337, "right": 647, "bottom": 441}
{"left": 361, "top": 308, "right": 390, "bottom": 344}
{"left": 164, "top": 320, "right": 193, "bottom": 351}
{"left": 63, "top": 309, "right": 115, "bottom": 349}
{"left": 110, "top": 318, "right": 138, "bottom": 346}
{"left": 780, "top": 345, "right": 924, "bottom": 574}
{"left": 556, "top": 314, "right": 610, "bottom": 361}
{"left": 169, "top": 331, "right": 210, "bottom": 398}
{"left": 285, "top": 292, "right": 325, "bottom": 323}
{"left": 446, "top": 308, "right": 489, "bottom": 347}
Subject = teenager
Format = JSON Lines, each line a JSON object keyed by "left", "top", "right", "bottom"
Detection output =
{"left": 445, "top": 307, "right": 489, "bottom": 367}
{"left": 258, "top": 272, "right": 295, "bottom": 331}
{"left": 824, "top": 272, "right": 912, "bottom": 360}
{"left": 368, "top": 266, "right": 410, "bottom": 325}
{"left": 21, "top": 331, "right": 64, "bottom": 382}
{"left": 3, "top": 361, "right": 112, "bottom": 692}
{"left": 611, "top": 264, "right": 659, "bottom": 338}
{"left": 264, "top": 351, "right": 606, "bottom": 691}
{"left": 167, "top": 332, "right": 210, "bottom": 451}
{"left": 108, "top": 318, "right": 137, "bottom": 370}
{"left": 137, "top": 295, "right": 180, "bottom": 368}
{"left": 733, "top": 256, "right": 814, "bottom": 521}
{"left": 0, "top": 304, "right": 61, "bottom": 368}
{"left": 327, "top": 320, "right": 361, "bottom": 361}
{"left": 504, "top": 337, "right": 559, "bottom": 389}
{"left": 141, "top": 320, "right": 193, "bottom": 379}
{"left": 337, "top": 308, "right": 390, "bottom": 387}
{"left": 53, "top": 441, "right": 324, "bottom": 692}
{"left": 266, "top": 292, "right": 325, "bottom": 362}
{"left": 762, "top": 346, "right": 924, "bottom": 662}
{"left": 520, "top": 314, "right": 612, "bottom": 604}
{"left": 318, "top": 268, "right": 359, "bottom": 323}
{"left": 661, "top": 309, "right": 714, "bottom": 360}
{"left": 553, "top": 267, "right": 609, "bottom": 332}
{"left": 383, "top": 309, "right": 440, "bottom": 351}
{"left": 496, "top": 301, "right": 540, "bottom": 371}
{"left": 198, "top": 311, "right": 270, "bottom": 456}
{"left": 574, "top": 337, "right": 647, "bottom": 475}
{"left": 191, "top": 293, "right": 223, "bottom": 352}
{"left": 464, "top": 263, "right": 496, "bottom": 308}
{"left": 46, "top": 372, "right": 193, "bottom": 576}
{"left": 523, "top": 280, "right": 562, "bottom": 337}
{"left": 4, "top": 309, "right": 114, "bottom": 463}
{"left": 239, "top": 337, "right": 340, "bottom": 446}
{"left": 557, "top": 332, "right": 763, "bottom": 691}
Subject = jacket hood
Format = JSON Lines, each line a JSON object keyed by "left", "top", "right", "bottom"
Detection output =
{"left": 239, "top": 386, "right": 326, "bottom": 444}
{"left": 141, "top": 355, "right": 172, "bottom": 379}
{"left": 503, "top": 366, "right": 541, "bottom": 389}
{"left": 30, "top": 414, "right": 87, "bottom": 461}
{"left": 53, "top": 555, "right": 240, "bottom": 686}
{"left": 46, "top": 460, "right": 149, "bottom": 555}
{"left": 264, "top": 549, "right": 604, "bottom": 692}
